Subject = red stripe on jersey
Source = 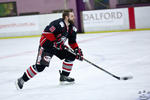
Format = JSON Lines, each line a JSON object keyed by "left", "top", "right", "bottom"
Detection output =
{"left": 62, "top": 67, "right": 71, "bottom": 71}
{"left": 63, "top": 62, "right": 73, "bottom": 66}
{"left": 27, "top": 70, "right": 32, "bottom": 78}
{"left": 40, "top": 36, "right": 47, "bottom": 46}
{"left": 69, "top": 43, "right": 78, "bottom": 49}
{"left": 42, "top": 32, "right": 56, "bottom": 41}
{"left": 30, "top": 66, "right": 37, "bottom": 75}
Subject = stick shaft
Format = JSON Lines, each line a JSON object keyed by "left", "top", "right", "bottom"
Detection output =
{"left": 65, "top": 47, "right": 120, "bottom": 80}
{"left": 83, "top": 58, "right": 120, "bottom": 80}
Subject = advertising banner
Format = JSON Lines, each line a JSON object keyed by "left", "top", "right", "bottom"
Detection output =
{"left": 82, "top": 8, "right": 129, "bottom": 32}
{"left": 0, "top": 16, "right": 39, "bottom": 33}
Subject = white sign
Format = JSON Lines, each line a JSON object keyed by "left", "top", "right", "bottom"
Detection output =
{"left": 135, "top": 6, "right": 150, "bottom": 29}
{"left": 0, "top": 16, "right": 39, "bottom": 33}
{"left": 82, "top": 8, "right": 128, "bottom": 32}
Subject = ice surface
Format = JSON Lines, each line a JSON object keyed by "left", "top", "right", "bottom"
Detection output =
{"left": 0, "top": 31, "right": 150, "bottom": 100}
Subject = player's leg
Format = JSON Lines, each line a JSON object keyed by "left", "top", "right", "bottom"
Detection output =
{"left": 55, "top": 49, "right": 76, "bottom": 83}
{"left": 59, "top": 59, "right": 75, "bottom": 84}
{"left": 16, "top": 46, "right": 53, "bottom": 89}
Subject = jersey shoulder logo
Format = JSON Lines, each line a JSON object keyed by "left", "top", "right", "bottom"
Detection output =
{"left": 73, "top": 26, "right": 77, "bottom": 32}
{"left": 59, "top": 21, "right": 64, "bottom": 27}
{"left": 49, "top": 26, "right": 56, "bottom": 32}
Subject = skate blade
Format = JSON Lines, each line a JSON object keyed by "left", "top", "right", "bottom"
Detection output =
{"left": 59, "top": 81, "right": 75, "bottom": 85}
{"left": 15, "top": 80, "right": 21, "bottom": 90}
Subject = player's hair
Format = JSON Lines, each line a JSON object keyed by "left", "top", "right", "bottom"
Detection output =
{"left": 62, "top": 9, "right": 73, "bottom": 19}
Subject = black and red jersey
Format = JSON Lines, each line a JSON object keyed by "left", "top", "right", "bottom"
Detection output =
{"left": 40, "top": 18, "right": 78, "bottom": 50}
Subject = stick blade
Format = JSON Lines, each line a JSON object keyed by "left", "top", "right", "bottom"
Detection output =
{"left": 120, "top": 76, "right": 133, "bottom": 80}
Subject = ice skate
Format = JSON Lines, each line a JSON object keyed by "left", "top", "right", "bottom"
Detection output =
{"left": 59, "top": 70, "right": 75, "bottom": 85}
{"left": 15, "top": 77, "right": 24, "bottom": 90}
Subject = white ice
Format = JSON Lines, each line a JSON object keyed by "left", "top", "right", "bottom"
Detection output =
{"left": 0, "top": 30, "right": 150, "bottom": 100}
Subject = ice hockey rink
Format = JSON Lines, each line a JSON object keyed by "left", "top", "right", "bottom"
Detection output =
{"left": 0, "top": 30, "right": 150, "bottom": 100}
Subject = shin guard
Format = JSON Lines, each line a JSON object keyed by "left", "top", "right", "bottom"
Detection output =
{"left": 25, "top": 65, "right": 38, "bottom": 79}
{"left": 62, "top": 61, "right": 73, "bottom": 76}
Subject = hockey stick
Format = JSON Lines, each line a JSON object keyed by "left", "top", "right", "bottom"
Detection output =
{"left": 65, "top": 47, "right": 133, "bottom": 80}
{"left": 83, "top": 58, "right": 133, "bottom": 80}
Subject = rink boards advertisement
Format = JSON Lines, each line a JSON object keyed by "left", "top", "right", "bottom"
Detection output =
{"left": 0, "top": 16, "right": 39, "bottom": 33}
{"left": 82, "top": 8, "right": 129, "bottom": 32}
{"left": 0, "top": 13, "right": 62, "bottom": 37}
{"left": 82, "top": 6, "right": 150, "bottom": 33}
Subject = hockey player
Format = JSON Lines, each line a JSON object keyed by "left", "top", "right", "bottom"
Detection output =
{"left": 16, "top": 10, "right": 83, "bottom": 89}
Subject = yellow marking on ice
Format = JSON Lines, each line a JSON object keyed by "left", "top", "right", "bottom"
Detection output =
{"left": 0, "top": 35, "right": 41, "bottom": 39}
{"left": 84, "top": 28, "right": 150, "bottom": 34}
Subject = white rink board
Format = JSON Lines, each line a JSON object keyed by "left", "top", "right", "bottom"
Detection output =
{"left": 0, "top": 16, "right": 39, "bottom": 33}
{"left": 0, "top": 13, "right": 62, "bottom": 37}
{"left": 135, "top": 6, "right": 150, "bottom": 29}
{"left": 82, "top": 8, "right": 129, "bottom": 32}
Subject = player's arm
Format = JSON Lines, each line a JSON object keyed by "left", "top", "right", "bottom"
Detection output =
{"left": 68, "top": 27, "right": 83, "bottom": 61}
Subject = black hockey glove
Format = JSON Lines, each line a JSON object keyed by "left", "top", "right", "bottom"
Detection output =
{"left": 54, "top": 34, "right": 66, "bottom": 50}
{"left": 74, "top": 47, "right": 83, "bottom": 61}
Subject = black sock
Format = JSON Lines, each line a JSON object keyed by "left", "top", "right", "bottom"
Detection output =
{"left": 22, "top": 72, "right": 29, "bottom": 82}
{"left": 62, "top": 71, "right": 70, "bottom": 76}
